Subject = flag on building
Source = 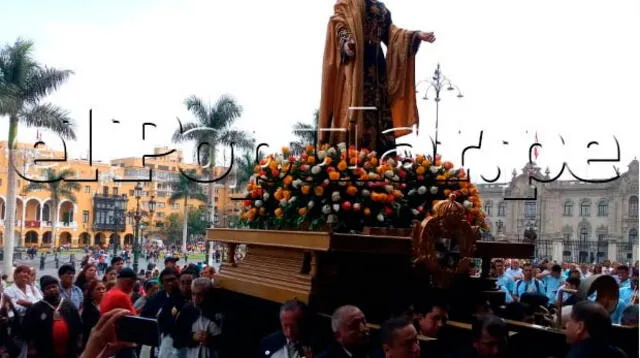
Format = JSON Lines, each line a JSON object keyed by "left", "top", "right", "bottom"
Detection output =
{"left": 533, "top": 132, "right": 539, "bottom": 161}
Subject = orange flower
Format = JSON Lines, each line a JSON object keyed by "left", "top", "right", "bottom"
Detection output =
{"left": 422, "top": 159, "right": 431, "bottom": 167}
{"left": 349, "top": 157, "right": 358, "bottom": 166}
{"left": 298, "top": 207, "right": 308, "bottom": 215}
{"left": 324, "top": 157, "right": 333, "bottom": 165}
{"left": 370, "top": 157, "right": 378, "bottom": 166}
{"left": 469, "top": 186, "right": 478, "bottom": 195}
{"left": 269, "top": 160, "right": 278, "bottom": 170}
{"left": 416, "top": 166, "right": 425, "bottom": 175}
{"left": 444, "top": 189, "right": 451, "bottom": 196}
{"left": 329, "top": 171, "right": 341, "bottom": 180}
{"left": 337, "top": 160, "right": 348, "bottom": 171}
{"left": 282, "top": 147, "right": 290, "bottom": 155}
{"left": 283, "top": 175, "right": 293, "bottom": 186}
{"left": 282, "top": 190, "right": 292, "bottom": 200}
{"left": 461, "top": 188, "right": 469, "bottom": 196}
{"left": 364, "top": 208, "right": 371, "bottom": 216}
{"left": 274, "top": 189, "right": 284, "bottom": 201}
{"left": 307, "top": 156, "right": 316, "bottom": 164}
{"left": 346, "top": 185, "right": 358, "bottom": 196}
{"left": 436, "top": 175, "right": 446, "bottom": 181}
{"left": 275, "top": 208, "right": 283, "bottom": 217}
{"left": 314, "top": 186, "right": 324, "bottom": 196}
{"left": 301, "top": 185, "right": 311, "bottom": 195}
{"left": 259, "top": 207, "right": 266, "bottom": 216}
{"left": 392, "top": 190, "right": 403, "bottom": 199}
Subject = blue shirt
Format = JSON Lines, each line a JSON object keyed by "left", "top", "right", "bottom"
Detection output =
{"left": 619, "top": 279, "right": 631, "bottom": 289}
{"left": 542, "top": 275, "right": 564, "bottom": 302}
{"left": 60, "top": 284, "right": 84, "bottom": 309}
{"left": 514, "top": 279, "right": 545, "bottom": 297}
{"left": 497, "top": 274, "right": 515, "bottom": 294}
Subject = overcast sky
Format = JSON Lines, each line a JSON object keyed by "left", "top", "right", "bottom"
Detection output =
{"left": 1, "top": 0, "right": 639, "bottom": 183}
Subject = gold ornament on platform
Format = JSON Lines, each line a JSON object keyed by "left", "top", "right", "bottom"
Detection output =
{"left": 412, "top": 194, "right": 481, "bottom": 288}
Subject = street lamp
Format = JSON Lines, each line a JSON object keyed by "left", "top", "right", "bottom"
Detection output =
{"left": 133, "top": 182, "right": 155, "bottom": 273}
{"left": 417, "top": 64, "right": 463, "bottom": 158}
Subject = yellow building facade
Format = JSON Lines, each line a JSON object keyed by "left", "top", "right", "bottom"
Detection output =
{"left": 0, "top": 141, "right": 239, "bottom": 248}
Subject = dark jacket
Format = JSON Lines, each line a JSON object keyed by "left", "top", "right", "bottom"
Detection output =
{"left": 257, "top": 331, "right": 286, "bottom": 357}
{"left": 81, "top": 301, "right": 101, "bottom": 349}
{"left": 565, "top": 339, "right": 628, "bottom": 358}
{"left": 317, "top": 341, "right": 368, "bottom": 358}
{"left": 173, "top": 302, "right": 223, "bottom": 353}
{"left": 23, "top": 299, "right": 82, "bottom": 358}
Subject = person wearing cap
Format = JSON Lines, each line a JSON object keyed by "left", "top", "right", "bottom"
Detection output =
{"left": 100, "top": 268, "right": 137, "bottom": 315}
{"left": 165, "top": 256, "right": 179, "bottom": 270}
{"left": 58, "top": 264, "right": 84, "bottom": 310}
{"left": 111, "top": 256, "right": 125, "bottom": 274}
{"left": 23, "top": 275, "right": 82, "bottom": 358}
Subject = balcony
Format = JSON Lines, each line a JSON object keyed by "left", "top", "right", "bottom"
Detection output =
{"left": 24, "top": 220, "right": 41, "bottom": 228}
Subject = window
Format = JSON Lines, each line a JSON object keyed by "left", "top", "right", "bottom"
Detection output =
{"left": 597, "top": 200, "right": 608, "bottom": 216}
{"left": 484, "top": 201, "right": 493, "bottom": 216}
{"left": 579, "top": 227, "right": 589, "bottom": 242}
{"left": 497, "top": 202, "right": 506, "bottom": 217}
{"left": 103, "top": 186, "right": 109, "bottom": 195}
{"left": 629, "top": 196, "right": 638, "bottom": 217}
{"left": 563, "top": 233, "right": 571, "bottom": 242}
{"left": 496, "top": 220, "right": 504, "bottom": 234}
{"left": 113, "top": 187, "right": 119, "bottom": 195}
{"left": 597, "top": 233, "right": 607, "bottom": 242}
{"left": 580, "top": 200, "right": 591, "bottom": 217}
{"left": 84, "top": 186, "right": 90, "bottom": 193}
{"left": 563, "top": 201, "right": 573, "bottom": 216}
{"left": 524, "top": 201, "right": 536, "bottom": 220}
{"left": 82, "top": 210, "right": 89, "bottom": 224}
{"left": 630, "top": 229, "right": 638, "bottom": 244}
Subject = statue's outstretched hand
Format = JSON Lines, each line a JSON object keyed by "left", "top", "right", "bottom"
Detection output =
{"left": 343, "top": 39, "right": 356, "bottom": 57}
{"left": 418, "top": 31, "right": 436, "bottom": 43}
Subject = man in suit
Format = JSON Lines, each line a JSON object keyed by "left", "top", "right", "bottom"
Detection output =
{"left": 258, "top": 300, "right": 313, "bottom": 358}
{"left": 318, "top": 305, "right": 370, "bottom": 358}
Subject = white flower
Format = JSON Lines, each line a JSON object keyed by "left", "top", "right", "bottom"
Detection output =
{"left": 353, "top": 203, "right": 361, "bottom": 211}
{"left": 279, "top": 172, "right": 286, "bottom": 179}
{"left": 408, "top": 189, "right": 416, "bottom": 196}
{"left": 308, "top": 201, "right": 315, "bottom": 209}
{"left": 255, "top": 200, "right": 263, "bottom": 207}
{"left": 430, "top": 186, "right": 438, "bottom": 194}
{"left": 403, "top": 162, "right": 413, "bottom": 170}
{"left": 359, "top": 152, "right": 366, "bottom": 160}
{"left": 385, "top": 185, "right": 394, "bottom": 193}
{"left": 327, "top": 214, "right": 337, "bottom": 224}
{"left": 362, "top": 189, "right": 370, "bottom": 197}
{"left": 317, "top": 151, "right": 327, "bottom": 160}
{"left": 392, "top": 175, "right": 400, "bottom": 182}
{"left": 411, "top": 209, "right": 420, "bottom": 215}
{"left": 292, "top": 179, "right": 303, "bottom": 188}
{"left": 368, "top": 172, "right": 378, "bottom": 179}
{"left": 322, "top": 205, "right": 332, "bottom": 214}
{"left": 280, "top": 199, "right": 288, "bottom": 207}
{"left": 327, "top": 148, "right": 337, "bottom": 156}
{"left": 417, "top": 186, "right": 427, "bottom": 195}
{"left": 449, "top": 169, "right": 457, "bottom": 176}
{"left": 333, "top": 204, "right": 340, "bottom": 212}
{"left": 387, "top": 158, "right": 396, "bottom": 167}
{"left": 288, "top": 196, "right": 297, "bottom": 204}
{"left": 377, "top": 213, "right": 385, "bottom": 222}
{"left": 384, "top": 170, "right": 395, "bottom": 178}
{"left": 311, "top": 165, "right": 322, "bottom": 175}
{"left": 262, "top": 192, "right": 270, "bottom": 200}
{"left": 337, "top": 142, "right": 347, "bottom": 152}
{"left": 260, "top": 175, "right": 268, "bottom": 180}
{"left": 430, "top": 166, "right": 441, "bottom": 174}
{"left": 332, "top": 191, "right": 341, "bottom": 202}
{"left": 356, "top": 181, "right": 364, "bottom": 186}
{"left": 464, "top": 200, "right": 473, "bottom": 208}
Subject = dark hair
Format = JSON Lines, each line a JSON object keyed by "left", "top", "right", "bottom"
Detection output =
{"left": 411, "top": 294, "right": 450, "bottom": 315}
{"left": 111, "top": 256, "right": 124, "bottom": 265}
{"left": 179, "top": 267, "right": 199, "bottom": 278}
{"left": 472, "top": 315, "right": 507, "bottom": 341}
{"left": 1, "top": 274, "right": 8, "bottom": 280}
{"left": 617, "top": 265, "right": 629, "bottom": 273}
{"left": 570, "top": 301, "right": 612, "bottom": 340}
{"left": 569, "top": 269, "right": 581, "bottom": 278}
{"left": 566, "top": 277, "right": 581, "bottom": 287}
{"left": 280, "top": 299, "right": 307, "bottom": 316}
{"left": 552, "top": 264, "right": 562, "bottom": 273}
{"left": 102, "top": 266, "right": 116, "bottom": 282}
{"left": 522, "top": 263, "right": 532, "bottom": 269}
{"left": 58, "top": 264, "right": 76, "bottom": 276}
{"left": 143, "top": 279, "right": 158, "bottom": 292}
{"left": 75, "top": 263, "right": 97, "bottom": 291}
{"left": 381, "top": 316, "right": 413, "bottom": 345}
{"left": 14, "top": 265, "right": 31, "bottom": 277}
{"left": 159, "top": 268, "right": 179, "bottom": 282}
{"left": 84, "top": 279, "right": 104, "bottom": 304}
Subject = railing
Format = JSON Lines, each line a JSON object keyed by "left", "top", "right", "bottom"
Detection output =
{"left": 535, "top": 239, "right": 553, "bottom": 260}
{"left": 562, "top": 240, "right": 609, "bottom": 264}
{"left": 617, "top": 242, "right": 634, "bottom": 263}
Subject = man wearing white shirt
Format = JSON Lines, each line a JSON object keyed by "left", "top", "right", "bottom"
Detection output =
{"left": 258, "top": 300, "right": 313, "bottom": 358}
{"left": 4, "top": 265, "right": 41, "bottom": 358}
{"left": 505, "top": 259, "right": 524, "bottom": 281}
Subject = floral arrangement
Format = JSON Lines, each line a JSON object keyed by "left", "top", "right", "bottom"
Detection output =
{"left": 239, "top": 143, "right": 488, "bottom": 232}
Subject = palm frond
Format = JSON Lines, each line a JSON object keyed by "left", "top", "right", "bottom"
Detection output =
{"left": 184, "top": 95, "right": 210, "bottom": 124}
{"left": 19, "top": 102, "right": 76, "bottom": 140}
{"left": 211, "top": 94, "right": 242, "bottom": 129}
{"left": 23, "top": 67, "right": 73, "bottom": 104}
{"left": 217, "top": 129, "right": 254, "bottom": 151}
{"left": 171, "top": 120, "right": 201, "bottom": 143}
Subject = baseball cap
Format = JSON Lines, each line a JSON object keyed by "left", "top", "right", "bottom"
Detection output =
{"left": 164, "top": 256, "right": 179, "bottom": 264}
{"left": 118, "top": 267, "right": 137, "bottom": 279}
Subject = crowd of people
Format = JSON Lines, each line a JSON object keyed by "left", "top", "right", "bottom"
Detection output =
{"left": 0, "top": 253, "right": 637, "bottom": 358}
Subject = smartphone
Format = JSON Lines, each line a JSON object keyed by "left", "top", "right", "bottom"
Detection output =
{"left": 115, "top": 315, "right": 160, "bottom": 347}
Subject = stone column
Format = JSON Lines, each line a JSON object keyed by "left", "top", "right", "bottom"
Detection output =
{"left": 552, "top": 237, "right": 564, "bottom": 263}
{"left": 633, "top": 243, "right": 638, "bottom": 264}
{"left": 607, "top": 237, "right": 617, "bottom": 263}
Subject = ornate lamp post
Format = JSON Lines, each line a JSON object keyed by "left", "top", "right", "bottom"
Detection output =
{"left": 133, "top": 182, "right": 155, "bottom": 273}
{"left": 417, "top": 64, "right": 464, "bottom": 158}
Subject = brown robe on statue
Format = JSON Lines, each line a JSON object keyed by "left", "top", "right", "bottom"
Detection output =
{"left": 319, "top": 0, "right": 421, "bottom": 154}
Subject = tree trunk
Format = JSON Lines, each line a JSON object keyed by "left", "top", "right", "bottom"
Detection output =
{"left": 182, "top": 196, "right": 188, "bottom": 252}
{"left": 51, "top": 199, "right": 58, "bottom": 248}
{"left": 209, "top": 146, "right": 216, "bottom": 227}
{"left": 3, "top": 115, "right": 19, "bottom": 280}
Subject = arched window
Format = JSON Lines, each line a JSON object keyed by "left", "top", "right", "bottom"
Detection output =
{"left": 630, "top": 229, "right": 638, "bottom": 245}
{"left": 629, "top": 196, "right": 638, "bottom": 217}
{"left": 498, "top": 202, "right": 506, "bottom": 217}
{"left": 563, "top": 201, "right": 574, "bottom": 216}
{"left": 580, "top": 200, "right": 591, "bottom": 217}
{"left": 579, "top": 227, "right": 589, "bottom": 242}
{"left": 484, "top": 201, "right": 493, "bottom": 216}
{"left": 597, "top": 200, "right": 608, "bottom": 217}
{"left": 496, "top": 220, "right": 504, "bottom": 234}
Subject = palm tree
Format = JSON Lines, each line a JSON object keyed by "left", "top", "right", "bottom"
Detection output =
{"left": 172, "top": 94, "right": 253, "bottom": 226}
{"left": 168, "top": 169, "right": 208, "bottom": 252}
{"left": 0, "top": 39, "right": 75, "bottom": 275}
{"left": 290, "top": 109, "right": 319, "bottom": 155}
{"left": 24, "top": 168, "right": 80, "bottom": 248}
{"left": 235, "top": 150, "right": 264, "bottom": 190}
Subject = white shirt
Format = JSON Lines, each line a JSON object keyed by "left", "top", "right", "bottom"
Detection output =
{"left": 187, "top": 313, "right": 222, "bottom": 358}
{"left": 4, "top": 284, "right": 41, "bottom": 315}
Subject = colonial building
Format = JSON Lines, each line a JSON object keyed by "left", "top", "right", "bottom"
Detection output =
{"left": 476, "top": 160, "right": 639, "bottom": 264}
{"left": 0, "top": 141, "right": 240, "bottom": 248}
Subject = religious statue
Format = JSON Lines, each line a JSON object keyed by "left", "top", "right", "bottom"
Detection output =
{"left": 319, "top": 0, "right": 436, "bottom": 154}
